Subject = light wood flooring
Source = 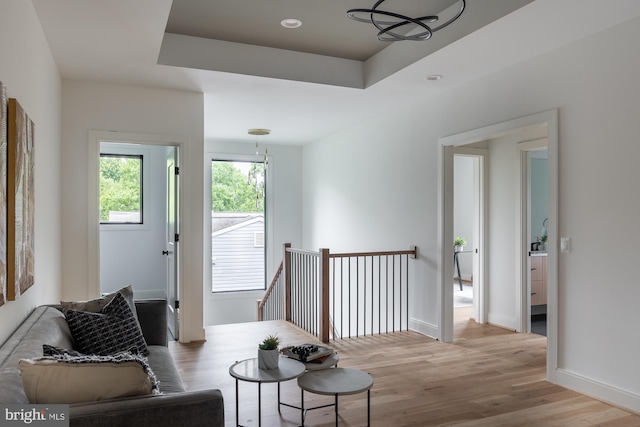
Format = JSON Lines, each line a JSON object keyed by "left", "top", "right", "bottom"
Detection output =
{"left": 169, "top": 307, "right": 640, "bottom": 426}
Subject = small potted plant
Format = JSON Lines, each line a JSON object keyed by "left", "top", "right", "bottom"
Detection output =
{"left": 258, "top": 334, "right": 280, "bottom": 370}
{"left": 454, "top": 236, "right": 467, "bottom": 252}
{"left": 536, "top": 231, "right": 548, "bottom": 251}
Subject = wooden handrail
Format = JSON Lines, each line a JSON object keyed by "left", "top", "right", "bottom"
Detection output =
{"left": 329, "top": 246, "right": 417, "bottom": 259}
{"left": 256, "top": 261, "right": 283, "bottom": 321}
{"left": 285, "top": 247, "right": 320, "bottom": 257}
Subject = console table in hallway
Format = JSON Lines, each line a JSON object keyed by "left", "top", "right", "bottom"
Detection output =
{"left": 454, "top": 249, "right": 473, "bottom": 290}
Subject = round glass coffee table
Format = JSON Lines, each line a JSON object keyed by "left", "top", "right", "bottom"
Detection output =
{"left": 297, "top": 367, "right": 374, "bottom": 426}
{"left": 229, "top": 357, "right": 305, "bottom": 427}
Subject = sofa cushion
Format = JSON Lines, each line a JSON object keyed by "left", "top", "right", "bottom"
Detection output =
{"left": 19, "top": 352, "right": 159, "bottom": 404}
{"left": 61, "top": 284, "right": 138, "bottom": 319}
{"left": 145, "top": 346, "right": 186, "bottom": 394}
{"left": 66, "top": 292, "right": 149, "bottom": 356}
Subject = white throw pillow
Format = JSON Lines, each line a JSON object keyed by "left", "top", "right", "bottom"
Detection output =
{"left": 19, "top": 357, "right": 154, "bottom": 404}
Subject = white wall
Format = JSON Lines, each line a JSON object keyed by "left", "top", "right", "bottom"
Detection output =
{"left": 61, "top": 81, "right": 205, "bottom": 342}
{"left": 203, "top": 139, "right": 303, "bottom": 326}
{"left": 0, "top": 1, "right": 62, "bottom": 345}
{"left": 100, "top": 143, "right": 167, "bottom": 299}
{"left": 302, "top": 16, "right": 640, "bottom": 411}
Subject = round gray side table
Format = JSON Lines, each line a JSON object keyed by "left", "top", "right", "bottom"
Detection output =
{"left": 297, "top": 367, "right": 374, "bottom": 426}
{"left": 229, "top": 357, "right": 305, "bottom": 427}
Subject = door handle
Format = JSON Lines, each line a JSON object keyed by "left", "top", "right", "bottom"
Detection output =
{"left": 162, "top": 250, "right": 173, "bottom": 255}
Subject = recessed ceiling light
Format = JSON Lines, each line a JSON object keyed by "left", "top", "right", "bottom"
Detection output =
{"left": 426, "top": 74, "right": 443, "bottom": 81}
{"left": 281, "top": 18, "right": 302, "bottom": 29}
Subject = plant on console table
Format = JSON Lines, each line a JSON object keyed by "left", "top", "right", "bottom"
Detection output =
{"left": 454, "top": 236, "right": 467, "bottom": 252}
{"left": 258, "top": 334, "right": 280, "bottom": 370}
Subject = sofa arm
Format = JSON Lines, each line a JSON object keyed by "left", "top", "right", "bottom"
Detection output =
{"left": 70, "top": 389, "right": 224, "bottom": 427}
{"left": 134, "top": 299, "right": 168, "bottom": 346}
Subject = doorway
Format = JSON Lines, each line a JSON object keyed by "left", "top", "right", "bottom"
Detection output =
{"left": 439, "top": 110, "right": 558, "bottom": 379}
{"left": 203, "top": 157, "right": 268, "bottom": 326}
{"left": 521, "top": 142, "right": 548, "bottom": 336}
{"left": 453, "top": 150, "right": 486, "bottom": 328}
{"left": 210, "top": 160, "right": 266, "bottom": 294}
{"left": 89, "top": 132, "right": 182, "bottom": 340}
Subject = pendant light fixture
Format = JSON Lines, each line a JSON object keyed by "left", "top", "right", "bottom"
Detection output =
{"left": 247, "top": 129, "right": 270, "bottom": 209}
{"left": 248, "top": 128, "right": 270, "bottom": 160}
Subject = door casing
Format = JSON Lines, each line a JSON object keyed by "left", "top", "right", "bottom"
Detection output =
{"left": 88, "top": 131, "right": 185, "bottom": 339}
{"left": 438, "top": 109, "right": 558, "bottom": 381}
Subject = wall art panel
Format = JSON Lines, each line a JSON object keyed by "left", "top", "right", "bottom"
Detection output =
{"left": 0, "top": 82, "right": 7, "bottom": 306}
{"left": 7, "top": 98, "right": 34, "bottom": 300}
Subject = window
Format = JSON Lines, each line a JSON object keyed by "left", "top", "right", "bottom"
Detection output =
{"left": 100, "top": 154, "right": 143, "bottom": 224}
{"left": 254, "top": 231, "right": 265, "bottom": 248}
{"left": 211, "top": 160, "right": 266, "bottom": 292}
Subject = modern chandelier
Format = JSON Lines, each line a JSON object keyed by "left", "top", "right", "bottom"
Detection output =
{"left": 346, "top": 0, "right": 465, "bottom": 42}
{"left": 247, "top": 129, "right": 270, "bottom": 208}
{"left": 248, "top": 128, "right": 269, "bottom": 165}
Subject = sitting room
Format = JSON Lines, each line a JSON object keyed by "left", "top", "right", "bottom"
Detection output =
{"left": 2, "top": 1, "right": 640, "bottom": 426}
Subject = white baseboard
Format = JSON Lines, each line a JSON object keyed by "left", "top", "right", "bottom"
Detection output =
{"left": 409, "top": 317, "right": 439, "bottom": 340}
{"left": 487, "top": 312, "right": 518, "bottom": 331}
{"left": 554, "top": 368, "right": 640, "bottom": 414}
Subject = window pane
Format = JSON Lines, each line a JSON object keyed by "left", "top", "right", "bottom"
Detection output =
{"left": 100, "top": 154, "right": 143, "bottom": 224}
{"left": 211, "top": 160, "right": 266, "bottom": 292}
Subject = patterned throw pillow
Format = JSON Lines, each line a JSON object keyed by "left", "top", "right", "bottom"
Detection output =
{"left": 66, "top": 292, "right": 149, "bottom": 356}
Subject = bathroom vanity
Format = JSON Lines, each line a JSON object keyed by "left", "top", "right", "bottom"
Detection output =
{"left": 530, "top": 252, "right": 548, "bottom": 307}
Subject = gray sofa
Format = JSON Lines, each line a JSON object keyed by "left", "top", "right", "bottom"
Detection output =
{"left": 0, "top": 300, "right": 224, "bottom": 427}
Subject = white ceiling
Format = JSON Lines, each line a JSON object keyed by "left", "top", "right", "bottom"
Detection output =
{"left": 31, "top": 0, "right": 640, "bottom": 145}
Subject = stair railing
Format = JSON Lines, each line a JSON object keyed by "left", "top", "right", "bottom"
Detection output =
{"left": 258, "top": 243, "right": 417, "bottom": 343}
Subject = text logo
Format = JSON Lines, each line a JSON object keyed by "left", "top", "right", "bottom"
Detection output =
{"left": 1, "top": 405, "right": 68, "bottom": 427}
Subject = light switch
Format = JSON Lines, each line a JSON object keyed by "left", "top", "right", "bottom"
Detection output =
{"left": 560, "top": 237, "right": 571, "bottom": 253}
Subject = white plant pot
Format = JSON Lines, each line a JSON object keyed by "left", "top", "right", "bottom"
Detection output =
{"left": 258, "top": 349, "right": 279, "bottom": 370}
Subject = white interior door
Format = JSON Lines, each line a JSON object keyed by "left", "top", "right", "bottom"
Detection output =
{"left": 165, "top": 147, "right": 179, "bottom": 340}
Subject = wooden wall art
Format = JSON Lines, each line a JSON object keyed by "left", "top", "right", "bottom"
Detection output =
{"left": 0, "top": 82, "right": 7, "bottom": 306}
{"left": 7, "top": 98, "right": 34, "bottom": 300}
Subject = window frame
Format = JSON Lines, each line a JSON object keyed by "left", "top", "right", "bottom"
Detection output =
{"left": 210, "top": 159, "right": 267, "bottom": 294}
{"left": 99, "top": 153, "right": 144, "bottom": 225}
